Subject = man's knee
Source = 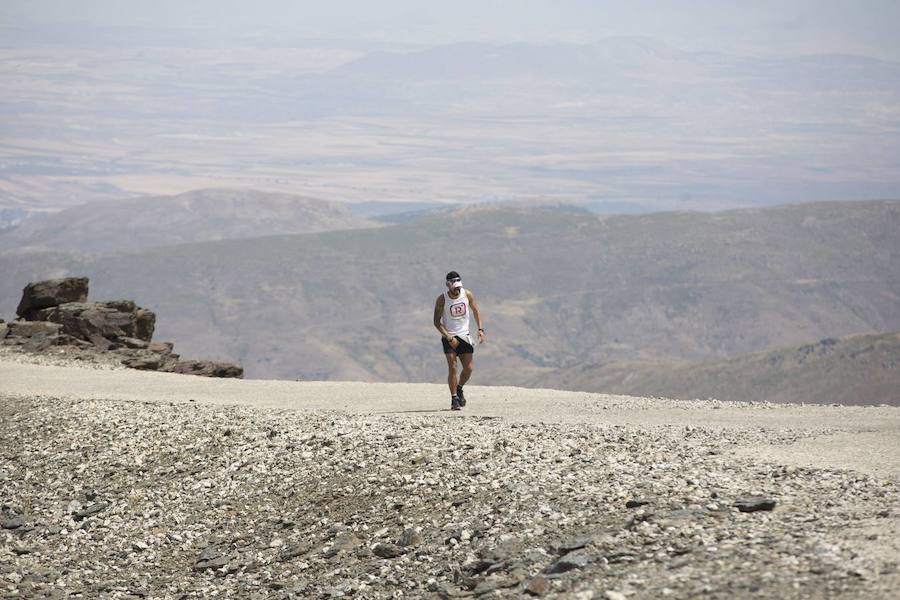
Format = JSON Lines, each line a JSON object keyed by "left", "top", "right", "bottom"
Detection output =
{"left": 461, "top": 364, "right": 473, "bottom": 377}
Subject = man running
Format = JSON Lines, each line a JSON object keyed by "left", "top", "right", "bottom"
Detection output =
{"left": 433, "top": 270, "right": 485, "bottom": 410}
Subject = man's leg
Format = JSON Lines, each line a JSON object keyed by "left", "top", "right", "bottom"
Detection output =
{"left": 445, "top": 352, "right": 458, "bottom": 396}
{"left": 458, "top": 352, "right": 474, "bottom": 387}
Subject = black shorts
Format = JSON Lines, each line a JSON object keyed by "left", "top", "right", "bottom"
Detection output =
{"left": 442, "top": 335, "right": 474, "bottom": 355}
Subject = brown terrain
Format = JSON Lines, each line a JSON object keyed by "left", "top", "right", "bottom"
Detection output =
{"left": 509, "top": 332, "right": 900, "bottom": 405}
{"left": 1, "top": 198, "right": 897, "bottom": 406}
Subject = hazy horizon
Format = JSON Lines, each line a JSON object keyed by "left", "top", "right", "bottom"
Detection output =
{"left": 3, "top": 1, "right": 900, "bottom": 61}
{"left": 1, "top": 1, "right": 899, "bottom": 212}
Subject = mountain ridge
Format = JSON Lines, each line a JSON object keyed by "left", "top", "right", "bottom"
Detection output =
{"left": 0, "top": 201, "right": 900, "bottom": 392}
{"left": 1, "top": 199, "right": 898, "bottom": 401}
{"left": 504, "top": 331, "right": 900, "bottom": 405}
{"left": 0, "top": 188, "right": 381, "bottom": 254}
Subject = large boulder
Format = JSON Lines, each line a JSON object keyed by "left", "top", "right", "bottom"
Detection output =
{"left": 134, "top": 309, "right": 156, "bottom": 341}
{"left": 31, "top": 302, "right": 156, "bottom": 343}
{"left": 172, "top": 360, "right": 243, "bottom": 378}
{"left": 98, "top": 301, "right": 156, "bottom": 340}
{"left": 16, "top": 278, "right": 89, "bottom": 319}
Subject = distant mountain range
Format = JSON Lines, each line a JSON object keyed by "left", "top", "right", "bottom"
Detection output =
{"left": 312, "top": 39, "right": 900, "bottom": 104}
{"left": 1, "top": 196, "right": 898, "bottom": 407}
{"left": 0, "top": 189, "right": 380, "bottom": 254}
{"left": 509, "top": 332, "right": 900, "bottom": 405}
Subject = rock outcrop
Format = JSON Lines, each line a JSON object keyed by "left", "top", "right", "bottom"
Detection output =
{"left": 29, "top": 301, "right": 156, "bottom": 345}
{"left": 16, "top": 277, "right": 89, "bottom": 319}
{"left": 2, "top": 277, "right": 242, "bottom": 378}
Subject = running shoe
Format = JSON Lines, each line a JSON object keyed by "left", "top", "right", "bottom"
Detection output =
{"left": 451, "top": 396, "right": 461, "bottom": 411}
{"left": 456, "top": 385, "right": 466, "bottom": 407}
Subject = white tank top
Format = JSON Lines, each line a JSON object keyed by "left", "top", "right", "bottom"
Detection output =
{"left": 442, "top": 288, "right": 471, "bottom": 338}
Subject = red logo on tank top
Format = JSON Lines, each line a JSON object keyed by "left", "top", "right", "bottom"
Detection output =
{"left": 450, "top": 302, "right": 467, "bottom": 317}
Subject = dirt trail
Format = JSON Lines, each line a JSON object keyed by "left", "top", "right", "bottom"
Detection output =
{"left": 3, "top": 359, "right": 898, "bottom": 479}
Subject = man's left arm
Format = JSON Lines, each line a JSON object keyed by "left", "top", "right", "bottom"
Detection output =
{"left": 467, "top": 290, "right": 485, "bottom": 343}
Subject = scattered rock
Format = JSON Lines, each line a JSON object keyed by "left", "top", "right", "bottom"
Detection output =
{"left": 625, "top": 498, "right": 652, "bottom": 509}
{"left": 555, "top": 534, "right": 594, "bottom": 553}
{"left": 734, "top": 496, "right": 777, "bottom": 512}
{"left": 466, "top": 559, "right": 498, "bottom": 576}
{"left": 74, "top": 502, "right": 109, "bottom": 520}
{"left": 278, "top": 543, "right": 310, "bottom": 562}
{"left": 372, "top": 543, "right": 404, "bottom": 559}
{"left": 1, "top": 515, "right": 26, "bottom": 529}
{"left": 0, "top": 391, "right": 895, "bottom": 598}
{"left": 171, "top": 359, "right": 243, "bottom": 379}
{"left": 397, "top": 528, "right": 422, "bottom": 547}
{"left": 525, "top": 576, "right": 551, "bottom": 596}
{"left": 323, "top": 532, "right": 361, "bottom": 558}
{"left": 545, "top": 550, "right": 591, "bottom": 574}
{"left": 472, "top": 577, "right": 515, "bottom": 596}
{"left": 194, "top": 546, "right": 228, "bottom": 572}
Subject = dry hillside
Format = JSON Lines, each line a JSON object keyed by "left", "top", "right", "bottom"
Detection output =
{"left": 0, "top": 189, "right": 380, "bottom": 254}
{"left": 1, "top": 200, "right": 898, "bottom": 400}
{"left": 507, "top": 332, "right": 900, "bottom": 405}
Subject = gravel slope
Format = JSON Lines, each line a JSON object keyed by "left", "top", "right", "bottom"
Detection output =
{"left": 2, "top": 354, "right": 899, "bottom": 599}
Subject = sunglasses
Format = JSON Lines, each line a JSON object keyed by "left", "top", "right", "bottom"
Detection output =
{"left": 446, "top": 277, "right": 461, "bottom": 283}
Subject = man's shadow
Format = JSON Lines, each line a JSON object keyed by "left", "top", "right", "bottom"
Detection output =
{"left": 372, "top": 409, "right": 451, "bottom": 414}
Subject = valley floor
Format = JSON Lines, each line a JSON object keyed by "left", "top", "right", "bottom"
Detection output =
{"left": 1, "top": 355, "right": 899, "bottom": 599}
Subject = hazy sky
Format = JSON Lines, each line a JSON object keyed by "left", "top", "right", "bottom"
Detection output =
{"left": 3, "top": 0, "right": 899, "bottom": 60}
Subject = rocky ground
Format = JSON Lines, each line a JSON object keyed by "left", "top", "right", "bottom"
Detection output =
{"left": 2, "top": 359, "right": 900, "bottom": 600}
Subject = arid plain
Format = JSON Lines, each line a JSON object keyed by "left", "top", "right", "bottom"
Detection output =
{"left": 4, "top": 39, "right": 899, "bottom": 212}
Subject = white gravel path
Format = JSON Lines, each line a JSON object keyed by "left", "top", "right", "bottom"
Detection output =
{"left": 2, "top": 358, "right": 898, "bottom": 480}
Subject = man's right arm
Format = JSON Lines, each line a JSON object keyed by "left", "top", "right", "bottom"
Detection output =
{"left": 433, "top": 294, "right": 456, "bottom": 344}
{"left": 433, "top": 295, "right": 446, "bottom": 336}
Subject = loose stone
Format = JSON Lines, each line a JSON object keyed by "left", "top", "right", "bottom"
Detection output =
{"left": 734, "top": 496, "right": 777, "bottom": 512}
{"left": 373, "top": 543, "right": 404, "bottom": 559}
{"left": 525, "top": 576, "right": 551, "bottom": 596}
{"left": 545, "top": 550, "right": 592, "bottom": 574}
